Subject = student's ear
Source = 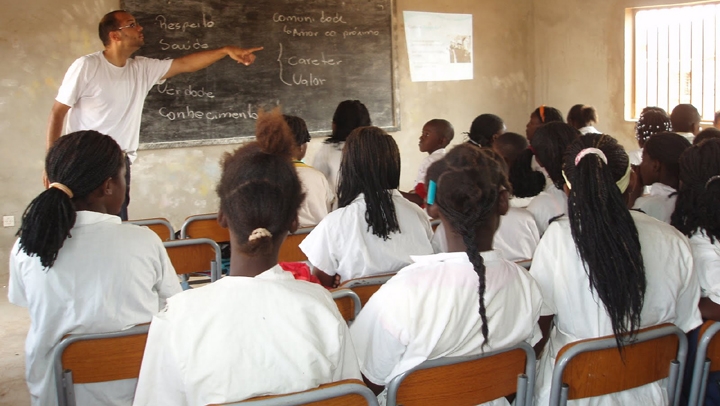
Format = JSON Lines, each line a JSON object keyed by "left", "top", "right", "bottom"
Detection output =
{"left": 426, "top": 203, "right": 440, "bottom": 219}
{"left": 217, "top": 209, "right": 229, "bottom": 228}
{"left": 497, "top": 189, "right": 510, "bottom": 216}
{"left": 289, "top": 216, "right": 299, "bottom": 234}
{"left": 102, "top": 177, "right": 114, "bottom": 196}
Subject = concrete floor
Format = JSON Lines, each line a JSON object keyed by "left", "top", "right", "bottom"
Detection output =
{"left": 0, "top": 274, "right": 31, "bottom": 405}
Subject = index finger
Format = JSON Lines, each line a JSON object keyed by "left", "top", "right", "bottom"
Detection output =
{"left": 245, "top": 46, "right": 264, "bottom": 54}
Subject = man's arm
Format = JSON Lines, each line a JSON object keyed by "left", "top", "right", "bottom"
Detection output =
{"left": 162, "top": 46, "right": 263, "bottom": 80}
{"left": 46, "top": 101, "right": 71, "bottom": 151}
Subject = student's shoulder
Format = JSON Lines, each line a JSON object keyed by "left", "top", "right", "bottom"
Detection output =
{"left": 116, "top": 222, "right": 166, "bottom": 246}
{"left": 632, "top": 210, "right": 687, "bottom": 242}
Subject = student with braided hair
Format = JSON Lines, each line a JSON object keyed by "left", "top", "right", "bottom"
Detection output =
{"left": 525, "top": 105, "right": 564, "bottom": 141}
{"left": 312, "top": 99, "right": 372, "bottom": 191}
{"left": 300, "top": 126, "right": 435, "bottom": 287}
{"left": 134, "top": 109, "right": 360, "bottom": 405}
{"left": 9, "top": 130, "right": 181, "bottom": 406}
{"left": 532, "top": 133, "right": 701, "bottom": 406}
{"left": 350, "top": 144, "right": 543, "bottom": 406}
{"left": 525, "top": 122, "right": 579, "bottom": 236}
{"left": 629, "top": 107, "right": 672, "bottom": 166}
{"left": 629, "top": 132, "right": 691, "bottom": 223}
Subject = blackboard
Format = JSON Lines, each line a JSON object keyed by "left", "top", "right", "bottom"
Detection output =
{"left": 121, "top": 0, "right": 399, "bottom": 149}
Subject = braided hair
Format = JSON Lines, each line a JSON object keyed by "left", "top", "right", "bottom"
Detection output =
{"left": 468, "top": 114, "right": 504, "bottom": 147}
{"left": 217, "top": 108, "right": 305, "bottom": 256}
{"left": 17, "top": 130, "right": 124, "bottom": 268}
{"left": 283, "top": 114, "right": 311, "bottom": 147}
{"left": 564, "top": 133, "right": 645, "bottom": 348}
{"left": 435, "top": 144, "right": 508, "bottom": 347}
{"left": 532, "top": 122, "right": 580, "bottom": 190}
{"left": 635, "top": 107, "right": 671, "bottom": 148}
{"left": 325, "top": 100, "right": 371, "bottom": 144}
{"left": 337, "top": 126, "right": 400, "bottom": 239}
{"left": 671, "top": 138, "right": 720, "bottom": 243}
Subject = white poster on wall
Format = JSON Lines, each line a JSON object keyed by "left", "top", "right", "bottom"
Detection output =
{"left": 403, "top": 11, "right": 473, "bottom": 82}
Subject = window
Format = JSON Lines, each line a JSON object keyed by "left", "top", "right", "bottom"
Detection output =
{"left": 626, "top": 2, "right": 720, "bottom": 121}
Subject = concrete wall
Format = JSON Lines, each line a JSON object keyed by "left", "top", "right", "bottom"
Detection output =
{"left": 531, "top": 0, "right": 703, "bottom": 150}
{"left": 0, "top": 0, "right": 534, "bottom": 281}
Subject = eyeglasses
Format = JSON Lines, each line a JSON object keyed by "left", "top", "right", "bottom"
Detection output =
{"left": 117, "top": 22, "right": 139, "bottom": 30}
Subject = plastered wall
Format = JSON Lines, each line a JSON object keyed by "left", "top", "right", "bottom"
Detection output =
{"left": 0, "top": 0, "right": 534, "bottom": 281}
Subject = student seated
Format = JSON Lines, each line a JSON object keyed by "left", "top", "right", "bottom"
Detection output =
{"left": 300, "top": 126, "right": 435, "bottom": 287}
{"left": 9, "top": 131, "right": 181, "bottom": 406}
{"left": 566, "top": 104, "right": 600, "bottom": 134}
{"left": 629, "top": 107, "right": 671, "bottom": 166}
{"left": 401, "top": 118, "right": 454, "bottom": 206}
{"left": 671, "top": 103, "right": 701, "bottom": 144}
{"left": 532, "top": 133, "right": 701, "bottom": 406}
{"left": 281, "top": 114, "right": 335, "bottom": 227}
{"left": 525, "top": 105, "right": 563, "bottom": 141}
{"left": 628, "top": 132, "right": 691, "bottom": 223}
{"left": 312, "top": 100, "right": 371, "bottom": 191}
{"left": 467, "top": 113, "right": 505, "bottom": 147}
{"left": 350, "top": 144, "right": 543, "bottom": 406}
{"left": 694, "top": 127, "right": 720, "bottom": 145}
{"left": 492, "top": 132, "right": 544, "bottom": 207}
{"left": 525, "top": 122, "right": 579, "bottom": 236}
{"left": 133, "top": 110, "right": 361, "bottom": 405}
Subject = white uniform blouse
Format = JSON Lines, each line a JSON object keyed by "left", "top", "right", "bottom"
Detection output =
{"left": 414, "top": 148, "right": 445, "bottom": 187}
{"left": 8, "top": 211, "right": 181, "bottom": 406}
{"left": 350, "top": 251, "right": 543, "bottom": 406}
{"left": 632, "top": 182, "right": 677, "bottom": 224}
{"left": 689, "top": 231, "right": 720, "bottom": 304}
{"left": 133, "top": 265, "right": 361, "bottom": 406}
{"left": 531, "top": 211, "right": 702, "bottom": 406}
{"left": 294, "top": 162, "right": 336, "bottom": 227}
{"left": 300, "top": 190, "right": 435, "bottom": 282}
{"left": 312, "top": 141, "right": 344, "bottom": 192}
{"left": 526, "top": 184, "right": 568, "bottom": 236}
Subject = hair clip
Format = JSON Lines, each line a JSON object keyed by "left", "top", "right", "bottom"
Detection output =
{"left": 426, "top": 180, "right": 437, "bottom": 205}
{"left": 706, "top": 175, "right": 720, "bottom": 190}
{"left": 539, "top": 105, "right": 546, "bottom": 123}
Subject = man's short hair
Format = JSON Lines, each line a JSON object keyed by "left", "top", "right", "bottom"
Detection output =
{"left": 99, "top": 10, "right": 124, "bottom": 46}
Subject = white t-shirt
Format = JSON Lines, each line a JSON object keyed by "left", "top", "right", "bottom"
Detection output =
{"left": 55, "top": 51, "right": 172, "bottom": 162}
{"left": 531, "top": 211, "right": 702, "bottom": 406}
{"left": 414, "top": 148, "right": 445, "bottom": 187}
{"left": 300, "top": 190, "right": 435, "bottom": 282}
{"left": 432, "top": 208, "right": 539, "bottom": 262}
{"left": 294, "top": 162, "right": 336, "bottom": 227}
{"left": 350, "top": 251, "right": 543, "bottom": 406}
{"left": 312, "top": 141, "right": 344, "bottom": 192}
{"left": 526, "top": 184, "right": 567, "bottom": 236}
{"left": 632, "top": 183, "right": 677, "bottom": 224}
{"left": 578, "top": 125, "right": 600, "bottom": 135}
{"left": 8, "top": 211, "right": 181, "bottom": 406}
{"left": 689, "top": 231, "right": 720, "bottom": 304}
{"left": 133, "top": 266, "right": 361, "bottom": 406}
{"left": 676, "top": 131, "right": 695, "bottom": 144}
{"left": 628, "top": 148, "right": 643, "bottom": 166}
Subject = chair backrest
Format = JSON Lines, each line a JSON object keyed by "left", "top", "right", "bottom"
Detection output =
{"left": 331, "top": 289, "right": 362, "bottom": 324}
{"left": 125, "top": 218, "right": 175, "bottom": 241}
{"left": 278, "top": 226, "right": 313, "bottom": 263}
{"left": 385, "top": 342, "right": 536, "bottom": 406}
{"left": 549, "top": 323, "right": 687, "bottom": 406}
{"left": 53, "top": 324, "right": 149, "bottom": 406}
{"left": 687, "top": 321, "right": 720, "bottom": 406}
{"left": 214, "top": 379, "right": 379, "bottom": 406}
{"left": 180, "top": 213, "right": 230, "bottom": 242}
{"left": 337, "top": 273, "right": 395, "bottom": 306}
{"left": 164, "top": 238, "right": 222, "bottom": 282}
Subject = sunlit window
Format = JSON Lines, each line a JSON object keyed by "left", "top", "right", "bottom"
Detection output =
{"left": 629, "top": 2, "right": 720, "bottom": 121}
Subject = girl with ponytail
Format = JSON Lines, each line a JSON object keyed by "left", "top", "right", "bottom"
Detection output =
{"left": 531, "top": 133, "right": 701, "bottom": 406}
{"left": 134, "top": 109, "right": 361, "bottom": 405}
{"left": 350, "top": 144, "right": 543, "bottom": 405}
{"left": 9, "top": 130, "right": 181, "bottom": 406}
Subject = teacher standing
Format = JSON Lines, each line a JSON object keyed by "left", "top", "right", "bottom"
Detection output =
{"left": 45, "top": 10, "right": 262, "bottom": 220}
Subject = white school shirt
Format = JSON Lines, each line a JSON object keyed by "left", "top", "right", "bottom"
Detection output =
{"left": 432, "top": 208, "right": 540, "bottom": 262}
{"left": 133, "top": 265, "right": 361, "bottom": 406}
{"left": 312, "top": 141, "right": 344, "bottom": 192}
{"left": 632, "top": 182, "right": 677, "bottom": 224}
{"left": 55, "top": 51, "right": 172, "bottom": 162}
{"left": 414, "top": 148, "right": 445, "bottom": 187}
{"left": 578, "top": 125, "right": 600, "bottom": 135}
{"left": 676, "top": 131, "right": 695, "bottom": 144}
{"left": 526, "top": 183, "right": 567, "bottom": 236}
{"left": 689, "top": 231, "right": 720, "bottom": 304}
{"left": 300, "top": 190, "right": 435, "bottom": 282}
{"left": 294, "top": 162, "right": 336, "bottom": 227}
{"left": 350, "top": 251, "right": 543, "bottom": 406}
{"left": 531, "top": 211, "right": 702, "bottom": 406}
{"left": 628, "top": 147, "right": 643, "bottom": 166}
{"left": 8, "top": 211, "right": 181, "bottom": 406}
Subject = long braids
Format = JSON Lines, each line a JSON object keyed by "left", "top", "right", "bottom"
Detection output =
{"left": 17, "top": 131, "right": 124, "bottom": 268}
{"left": 337, "top": 126, "right": 400, "bottom": 239}
{"left": 671, "top": 138, "right": 720, "bottom": 243}
{"left": 531, "top": 122, "right": 580, "bottom": 190}
{"left": 564, "top": 134, "right": 645, "bottom": 348}
{"left": 435, "top": 145, "right": 506, "bottom": 346}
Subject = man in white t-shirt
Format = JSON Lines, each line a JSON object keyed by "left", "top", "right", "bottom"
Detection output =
{"left": 45, "top": 10, "right": 262, "bottom": 219}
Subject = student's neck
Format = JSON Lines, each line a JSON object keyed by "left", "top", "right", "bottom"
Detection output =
{"left": 658, "top": 175, "right": 679, "bottom": 190}
{"left": 445, "top": 229, "right": 494, "bottom": 254}
{"left": 427, "top": 147, "right": 443, "bottom": 155}
{"left": 103, "top": 46, "right": 135, "bottom": 67}
{"left": 227, "top": 243, "right": 282, "bottom": 277}
{"left": 73, "top": 200, "right": 109, "bottom": 214}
